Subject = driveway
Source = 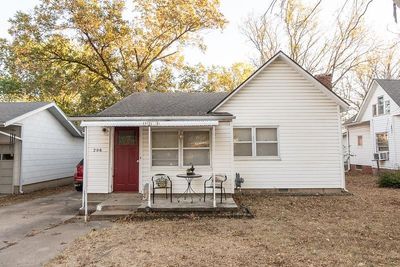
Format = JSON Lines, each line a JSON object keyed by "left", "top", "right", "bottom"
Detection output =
{"left": 0, "top": 190, "right": 111, "bottom": 267}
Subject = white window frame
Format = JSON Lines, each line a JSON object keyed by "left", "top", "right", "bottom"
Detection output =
{"left": 182, "top": 130, "right": 211, "bottom": 167}
{"left": 376, "top": 132, "right": 389, "bottom": 152}
{"left": 234, "top": 126, "right": 280, "bottom": 160}
{"left": 384, "top": 100, "right": 390, "bottom": 114}
{"left": 377, "top": 96, "right": 384, "bottom": 116}
{"left": 357, "top": 135, "right": 363, "bottom": 147}
{"left": 151, "top": 129, "right": 179, "bottom": 167}
{"left": 151, "top": 128, "right": 211, "bottom": 167}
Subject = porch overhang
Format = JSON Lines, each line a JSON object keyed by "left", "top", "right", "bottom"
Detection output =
{"left": 81, "top": 120, "right": 220, "bottom": 127}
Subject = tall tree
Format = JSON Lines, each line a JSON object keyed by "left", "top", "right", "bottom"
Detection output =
{"left": 2, "top": 0, "right": 226, "bottom": 114}
{"left": 241, "top": 0, "right": 389, "bottom": 114}
{"left": 177, "top": 62, "right": 254, "bottom": 92}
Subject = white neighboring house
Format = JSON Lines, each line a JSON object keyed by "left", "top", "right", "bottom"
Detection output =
{"left": 0, "top": 102, "right": 83, "bottom": 194}
{"left": 344, "top": 79, "right": 400, "bottom": 173}
{"left": 79, "top": 51, "right": 348, "bottom": 198}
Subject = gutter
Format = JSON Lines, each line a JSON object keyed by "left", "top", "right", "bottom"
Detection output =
{"left": 70, "top": 115, "right": 235, "bottom": 121}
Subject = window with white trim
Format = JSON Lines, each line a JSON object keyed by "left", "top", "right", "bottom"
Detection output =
{"left": 151, "top": 130, "right": 210, "bottom": 167}
{"left": 151, "top": 131, "right": 179, "bottom": 166}
{"left": 385, "top": 100, "right": 390, "bottom": 114}
{"left": 357, "top": 135, "right": 363, "bottom": 146}
{"left": 234, "top": 127, "right": 279, "bottom": 157}
{"left": 377, "top": 96, "right": 384, "bottom": 115}
{"left": 233, "top": 128, "right": 252, "bottom": 156}
{"left": 183, "top": 131, "right": 210, "bottom": 166}
{"left": 376, "top": 132, "right": 389, "bottom": 152}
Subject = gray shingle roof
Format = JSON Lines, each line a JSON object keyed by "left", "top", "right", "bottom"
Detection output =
{"left": 0, "top": 102, "right": 50, "bottom": 124}
{"left": 97, "top": 92, "right": 231, "bottom": 117}
{"left": 375, "top": 79, "right": 400, "bottom": 106}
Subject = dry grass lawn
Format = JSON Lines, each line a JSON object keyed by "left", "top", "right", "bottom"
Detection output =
{"left": 48, "top": 175, "right": 400, "bottom": 267}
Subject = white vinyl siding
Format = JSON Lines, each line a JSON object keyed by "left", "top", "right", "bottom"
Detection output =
{"left": 347, "top": 125, "right": 372, "bottom": 166}
{"left": 86, "top": 126, "right": 112, "bottom": 193}
{"left": 20, "top": 110, "right": 83, "bottom": 185}
{"left": 216, "top": 57, "right": 344, "bottom": 189}
{"left": 357, "top": 84, "right": 400, "bottom": 169}
{"left": 360, "top": 84, "right": 400, "bottom": 122}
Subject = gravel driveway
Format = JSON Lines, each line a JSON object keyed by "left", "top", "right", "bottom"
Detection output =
{"left": 0, "top": 190, "right": 110, "bottom": 267}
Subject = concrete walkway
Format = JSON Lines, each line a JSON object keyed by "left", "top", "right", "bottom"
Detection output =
{"left": 0, "top": 190, "right": 111, "bottom": 267}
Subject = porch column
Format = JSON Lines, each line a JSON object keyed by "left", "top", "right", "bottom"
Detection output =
{"left": 83, "top": 126, "right": 88, "bottom": 222}
{"left": 212, "top": 125, "right": 216, "bottom": 208}
{"left": 148, "top": 126, "right": 151, "bottom": 207}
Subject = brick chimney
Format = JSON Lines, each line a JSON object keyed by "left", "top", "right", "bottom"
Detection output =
{"left": 315, "top": 74, "right": 333, "bottom": 89}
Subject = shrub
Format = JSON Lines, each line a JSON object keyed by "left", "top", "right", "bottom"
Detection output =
{"left": 378, "top": 172, "right": 400, "bottom": 188}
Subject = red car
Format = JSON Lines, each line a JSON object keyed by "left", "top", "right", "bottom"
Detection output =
{"left": 74, "top": 159, "right": 83, "bottom": 191}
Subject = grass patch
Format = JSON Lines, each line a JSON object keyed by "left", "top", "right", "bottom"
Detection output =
{"left": 378, "top": 172, "right": 400, "bottom": 188}
{"left": 47, "top": 175, "right": 400, "bottom": 267}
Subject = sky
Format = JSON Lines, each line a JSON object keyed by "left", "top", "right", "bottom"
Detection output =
{"left": 0, "top": 0, "right": 398, "bottom": 67}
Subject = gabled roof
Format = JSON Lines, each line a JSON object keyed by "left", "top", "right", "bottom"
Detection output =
{"left": 0, "top": 102, "right": 82, "bottom": 137}
{"left": 96, "top": 92, "right": 232, "bottom": 117}
{"left": 0, "top": 102, "right": 50, "bottom": 124}
{"left": 355, "top": 79, "right": 400, "bottom": 122}
{"left": 375, "top": 79, "right": 400, "bottom": 106}
{"left": 209, "top": 51, "right": 349, "bottom": 112}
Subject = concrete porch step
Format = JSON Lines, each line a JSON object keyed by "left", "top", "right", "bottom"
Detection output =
{"left": 97, "top": 203, "right": 140, "bottom": 211}
{"left": 90, "top": 210, "right": 135, "bottom": 221}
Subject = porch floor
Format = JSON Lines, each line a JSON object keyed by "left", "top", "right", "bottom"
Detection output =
{"left": 90, "top": 193, "right": 241, "bottom": 220}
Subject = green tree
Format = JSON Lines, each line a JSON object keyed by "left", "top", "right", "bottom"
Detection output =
{"left": 178, "top": 62, "right": 254, "bottom": 92}
{"left": 2, "top": 0, "right": 226, "bottom": 114}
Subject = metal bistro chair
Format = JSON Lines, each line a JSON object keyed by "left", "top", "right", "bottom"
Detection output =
{"left": 204, "top": 174, "right": 227, "bottom": 203}
{"left": 151, "top": 174, "right": 172, "bottom": 204}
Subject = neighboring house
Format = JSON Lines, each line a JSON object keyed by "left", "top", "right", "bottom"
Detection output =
{"left": 79, "top": 51, "right": 348, "bottom": 197}
{"left": 0, "top": 102, "right": 83, "bottom": 194}
{"left": 344, "top": 79, "right": 400, "bottom": 173}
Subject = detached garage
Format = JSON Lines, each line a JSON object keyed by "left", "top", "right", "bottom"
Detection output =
{"left": 0, "top": 102, "right": 83, "bottom": 194}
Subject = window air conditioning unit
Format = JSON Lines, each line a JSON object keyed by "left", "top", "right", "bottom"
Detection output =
{"left": 373, "top": 153, "right": 379, "bottom": 160}
{"left": 379, "top": 152, "right": 389, "bottom": 161}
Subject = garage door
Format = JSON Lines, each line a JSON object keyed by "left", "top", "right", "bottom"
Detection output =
{"left": 0, "top": 145, "right": 14, "bottom": 194}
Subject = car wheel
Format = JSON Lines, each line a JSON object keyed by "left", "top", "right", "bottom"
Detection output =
{"left": 75, "top": 185, "right": 83, "bottom": 192}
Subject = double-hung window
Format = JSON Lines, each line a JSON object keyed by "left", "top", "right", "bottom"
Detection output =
{"left": 385, "top": 100, "right": 390, "bottom": 114}
{"left": 151, "top": 131, "right": 179, "bottom": 166}
{"left": 377, "top": 96, "right": 384, "bottom": 115}
{"left": 151, "top": 130, "right": 210, "bottom": 167}
{"left": 234, "top": 127, "right": 279, "bottom": 157}
{"left": 183, "top": 131, "right": 210, "bottom": 166}
{"left": 376, "top": 132, "right": 389, "bottom": 152}
{"left": 233, "top": 128, "right": 252, "bottom": 156}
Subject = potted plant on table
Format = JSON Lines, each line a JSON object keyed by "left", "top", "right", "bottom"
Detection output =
{"left": 186, "top": 163, "right": 195, "bottom": 175}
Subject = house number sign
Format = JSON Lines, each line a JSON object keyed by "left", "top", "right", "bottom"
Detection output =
{"left": 141, "top": 121, "right": 160, "bottom": 126}
{"left": 93, "top": 148, "right": 102, "bottom": 152}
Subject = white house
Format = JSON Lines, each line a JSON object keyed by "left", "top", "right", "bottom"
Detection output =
{"left": 344, "top": 79, "right": 400, "bottom": 173}
{"left": 79, "top": 51, "right": 348, "bottom": 199}
{"left": 0, "top": 102, "right": 83, "bottom": 194}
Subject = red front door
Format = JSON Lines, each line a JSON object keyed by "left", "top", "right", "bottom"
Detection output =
{"left": 114, "top": 127, "right": 139, "bottom": 192}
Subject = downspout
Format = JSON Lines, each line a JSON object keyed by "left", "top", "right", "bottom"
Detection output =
{"left": 391, "top": 116, "right": 397, "bottom": 169}
{"left": 346, "top": 129, "right": 350, "bottom": 172}
{"left": 19, "top": 126, "right": 24, "bottom": 194}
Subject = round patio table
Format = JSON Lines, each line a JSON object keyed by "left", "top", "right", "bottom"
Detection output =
{"left": 176, "top": 174, "right": 202, "bottom": 203}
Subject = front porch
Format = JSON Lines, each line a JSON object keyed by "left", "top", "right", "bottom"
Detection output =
{"left": 89, "top": 193, "right": 248, "bottom": 220}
